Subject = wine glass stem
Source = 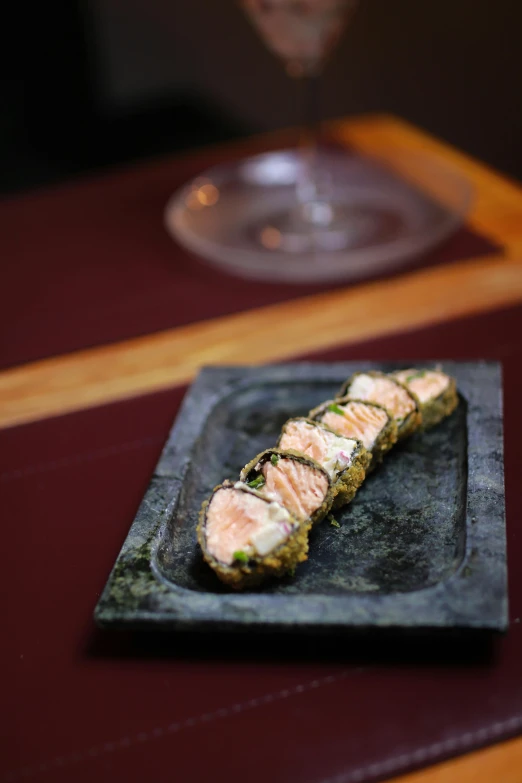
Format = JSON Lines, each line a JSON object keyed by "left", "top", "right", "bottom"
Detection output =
{"left": 297, "top": 74, "right": 319, "bottom": 203}
{"left": 296, "top": 73, "right": 333, "bottom": 225}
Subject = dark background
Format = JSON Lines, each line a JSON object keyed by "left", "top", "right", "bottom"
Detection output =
{"left": 2, "top": 0, "right": 521, "bottom": 195}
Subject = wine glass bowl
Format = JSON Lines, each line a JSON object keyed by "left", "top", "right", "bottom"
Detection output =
{"left": 241, "top": 0, "right": 358, "bottom": 77}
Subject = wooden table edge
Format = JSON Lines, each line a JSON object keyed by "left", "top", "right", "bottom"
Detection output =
{"left": 2, "top": 115, "right": 522, "bottom": 782}
{"left": 390, "top": 733, "right": 522, "bottom": 783}
{"left": 1, "top": 250, "right": 521, "bottom": 430}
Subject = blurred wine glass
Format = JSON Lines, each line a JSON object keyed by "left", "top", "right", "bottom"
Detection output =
{"left": 241, "top": 0, "right": 357, "bottom": 79}
{"left": 165, "top": 0, "right": 472, "bottom": 282}
{"left": 240, "top": 0, "right": 360, "bottom": 254}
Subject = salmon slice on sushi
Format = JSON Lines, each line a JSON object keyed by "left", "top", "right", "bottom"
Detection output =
{"left": 239, "top": 449, "right": 334, "bottom": 526}
{"left": 309, "top": 398, "right": 397, "bottom": 469}
{"left": 198, "top": 482, "right": 306, "bottom": 590}
{"left": 277, "top": 418, "right": 370, "bottom": 508}
{"left": 338, "top": 371, "right": 421, "bottom": 440}
{"left": 391, "top": 368, "right": 458, "bottom": 430}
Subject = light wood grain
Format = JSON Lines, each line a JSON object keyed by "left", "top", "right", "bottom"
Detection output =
{"left": 390, "top": 735, "right": 522, "bottom": 783}
{"left": 1, "top": 252, "right": 521, "bottom": 429}
{"left": 335, "top": 114, "right": 522, "bottom": 252}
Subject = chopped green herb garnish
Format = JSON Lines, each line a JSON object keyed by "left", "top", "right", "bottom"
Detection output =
{"left": 270, "top": 453, "right": 279, "bottom": 466}
{"left": 233, "top": 550, "right": 248, "bottom": 563}
{"left": 406, "top": 370, "right": 427, "bottom": 382}
{"left": 247, "top": 475, "right": 265, "bottom": 489}
{"left": 328, "top": 403, "right": 345, "bottom": 416}
{"left": 288, "top": 566, "right": 296, "bottom": 578}
{"left": 328, "top": 515, "right": 341, "bottom": 528}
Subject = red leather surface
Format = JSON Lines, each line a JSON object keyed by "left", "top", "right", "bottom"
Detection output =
{"left": 0, "top": 140, "right": 499, "bottom": 371}
{"left": 1, "top": 305, "right": 521, "bottom": 783}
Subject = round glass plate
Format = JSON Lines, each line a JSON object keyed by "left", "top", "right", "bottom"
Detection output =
{"left": 164, "top": 148, "right": 473, "bottom": 284}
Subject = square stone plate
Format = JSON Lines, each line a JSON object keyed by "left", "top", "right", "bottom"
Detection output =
{"left": 94, "top": 361, "right": 508, "bottom": 633}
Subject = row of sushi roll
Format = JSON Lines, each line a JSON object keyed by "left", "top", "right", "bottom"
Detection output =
{"left": 198, "top": 367, "right": 459, "bottom": 589}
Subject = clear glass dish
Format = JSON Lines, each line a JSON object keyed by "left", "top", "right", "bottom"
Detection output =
{"left": 164, "top": 146, "right": 473, "bottom": 284}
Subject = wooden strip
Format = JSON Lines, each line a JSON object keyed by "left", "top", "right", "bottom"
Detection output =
{"left": 335, "top": 114, "right": 522, "bottom": 251}
{"left": 1, "top": 253, "right": 521, "bottom": 429}
{"left": 2, "top": 115, "right": 521, "bottom": 783}
{"left": 390, "top": 735, "right": 522, "bottom": 783}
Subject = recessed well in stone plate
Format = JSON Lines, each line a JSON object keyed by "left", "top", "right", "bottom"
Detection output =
{"left": 94, "top": 362, "right": 508, "bottom": 632}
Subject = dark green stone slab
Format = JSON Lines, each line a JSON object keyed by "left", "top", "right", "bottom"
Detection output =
{"left": 94, "top": 361, "right": 508, "bottom": 632}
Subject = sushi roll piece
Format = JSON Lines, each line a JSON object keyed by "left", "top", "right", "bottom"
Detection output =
{"left": 338, "top": 371, "right": 421, "bottom": 440}
{"left": 239, "top": 449, "right": 334, "bottom": 526}
{"left": 198, "top": 481, "right": 307, "bottom": 590}
{"left": 277, "top": 417, "right": 370, "bottom": 508}
{"left": 309, "top": 398, "right": 398, "bottom": 469}
{"left": 391, "top": 368, "right": 458, "bottom": 430}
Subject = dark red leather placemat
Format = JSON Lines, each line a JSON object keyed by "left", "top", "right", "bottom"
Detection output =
{"left": 0, "top": 136, "right": 500, "bottom": 371}
{"left": 2, "top": 304, "right": 521, "bottom": 783}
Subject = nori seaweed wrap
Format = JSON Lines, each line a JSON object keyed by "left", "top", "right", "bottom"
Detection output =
{"left": 277, "top": 417, "right": 370, "bottom": 508}
{"left": 391, "top": 368, "right": 458, "bottom": 430}
{"left": 239, "top": 448, "right": 334, "bottom": 526}
{"left": 197, "top": 481, "right": 307, "bottom": 590}
{"left": 197, "top": 365, "right": 460, "bottom": 591}
{"left": 337, "top": 371, "right": 421, "bottom": 440}
{"left": 309, "top": 397, "right": 398, "bottom": 469}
